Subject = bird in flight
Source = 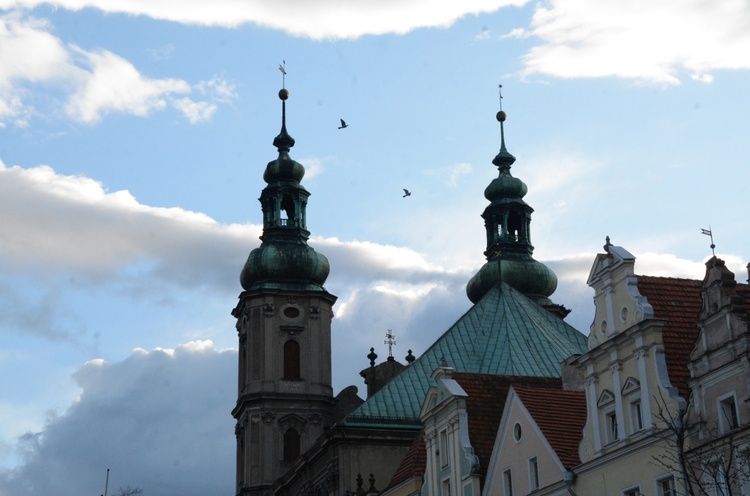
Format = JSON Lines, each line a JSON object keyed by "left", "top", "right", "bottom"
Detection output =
{"left": 338, "top": 119, "right": 348, "bottom": 129}
{"left": 403, "top": 189, "right": 411, "bottom": 198}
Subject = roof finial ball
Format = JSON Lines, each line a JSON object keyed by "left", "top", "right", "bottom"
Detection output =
{"left": 279, "top": 88, "right": 289, "bottom": 100}
{"left": 496, "top": 110, "right": 507, "bottom": 122}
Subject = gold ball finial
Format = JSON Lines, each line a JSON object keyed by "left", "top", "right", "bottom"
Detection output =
{"left": 496, "top": 110, "right": 507, "bottom": 122}
{"left": 279, "top": 88, "right": 289, "bottom": 100}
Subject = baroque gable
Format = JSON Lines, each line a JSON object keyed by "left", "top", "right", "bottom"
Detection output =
{"left": 587, "top": 239, "right": 654, "bottom": 348}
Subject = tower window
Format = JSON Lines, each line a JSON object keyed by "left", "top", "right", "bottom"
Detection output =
{"left": 284, "top": 340, "right": 301, "bottom": 380}
{"left": 283, "top": 428, "right": 300, "bottom": 462}
{"left": 280, "top": 194, "right": 295, "bottom": 226}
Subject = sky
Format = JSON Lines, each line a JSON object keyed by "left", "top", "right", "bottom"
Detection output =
{"left": 0, "top": 0, "right": 748, "bottom": 494}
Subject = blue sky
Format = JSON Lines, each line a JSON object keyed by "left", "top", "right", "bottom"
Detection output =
{"left": 0, "top": 1, "right": 749, "bottom": 494}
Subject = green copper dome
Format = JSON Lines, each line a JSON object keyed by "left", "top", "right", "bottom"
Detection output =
{"left": 466, "top": 258, "right": 557, "bottom": 305}
{"left": 240, "top": 87, "right": 330, "bottom": 293}
{"left": 466, "top": 98, "right": 558, "bottom": 305}
{"left": 241, "top": 243, "right": 330, "bottom": 292}
{"left": 484, "top": 171, "right": 527, "bottom": 201}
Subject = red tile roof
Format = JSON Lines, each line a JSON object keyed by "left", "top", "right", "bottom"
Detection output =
{"left": 384, "top": 374, "right": 563, "bottom": 491}
{"left": 384, "top": 429, "right": 426, "bottom": 491}
{"left": 635, "top": 275, "right": 703, "bottom": 397}
{"left": 513, "top": 385, "right": 586, "bottom": 469}
{"left": 453, "top": 373, "right": 563, "bottom": 485}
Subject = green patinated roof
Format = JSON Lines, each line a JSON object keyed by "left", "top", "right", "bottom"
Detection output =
{"left": 342, "top": 282, "right": 587, "bottom": 428}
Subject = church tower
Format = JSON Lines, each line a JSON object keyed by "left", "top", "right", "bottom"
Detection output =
{"left": 465, "top": 89, "right": 568, "bottom": 317}
{"left": 231, "top": 85, "right": 337, "bottom": 496}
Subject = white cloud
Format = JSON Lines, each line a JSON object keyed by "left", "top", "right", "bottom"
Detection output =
{"left": 522, "top": 0, "right": 750, "bottom": 85}
{"left": 0, "top": 160, "right": 255, "bottom": 283}
{"left": 66, "top": 48, "right": 191, "bottom": 123}
{"left": 424, "top": 162, "right": 473, "bottom": 187}
{"left": 0, "top": 0, "right": 527, "bottom": 38}
{"left": 0, "top": 341, "right": 236, "bottom": 496}
{"left": 172, "top": 97, "right": 217, "bottom": 123}
{"left": 0, "top": 14, "right": 235, "bottom": 126}
{"left": 195, "top": 75, "right": 237, "bottom": 103}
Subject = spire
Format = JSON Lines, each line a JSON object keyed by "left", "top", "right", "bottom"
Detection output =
{"left": 239, "top": 83, "right": 331, "bottom": 293}
{"left": 493, "top": 84, "right": 516, "bottom": 172}
{"left": 466, "top": 87, "right": 564, "bottom": 316}
{"left": 272, "top": 87, "right": 295, "bottom": 152}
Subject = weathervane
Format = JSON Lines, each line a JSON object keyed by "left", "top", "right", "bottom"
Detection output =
{"left": 701, "top": 227, "right": 716, "bottom": 256}
{"left": 498, "top": 84, "right": 504, "bottom": 111}
{"left": 279, "top": 60, "right": 287, "bottom": 88}
{"left": 384, "top": 330, "right": 396, "bottom": 358}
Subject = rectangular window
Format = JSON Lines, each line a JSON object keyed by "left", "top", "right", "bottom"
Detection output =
{"left": 719, "top": 396, "right": 739, "bottom": 433}
{"left": 504, "top": 469, "right": 513, "bottom": 496}
{"left": 441, "top": 478, "right": 451, "bottom": 496}
{"left": 738, "top": 448, "right": 750, "bottom": 496}
{"left": 657, "top": 476, "right": 676, "bottom": 496}
{"left": 440, "top": 430, "right": 449, "bottom": 468}
{"left": 705, "top": 462, "right": 730, "bottom": 496}
{"left": 623, "top": 487, "right": 641, "bottom": 496}
{"left": 631, "top": 401, "right": 644, "bottom": 432}
{"left": 606, "top": 411, "right": 619, "bottom": 443}
{"left": 529, "top": 457, "right": 539, "bottom": 491}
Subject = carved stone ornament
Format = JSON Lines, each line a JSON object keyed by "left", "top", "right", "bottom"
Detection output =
{"left": 263, "top": 303, "right": 275, "bottom": 317}
{"left": 261, "top": 411, "right": 276, "bottom": 424}
{"left": 308, "top": 305, "right": 321, "bottom": 320}
{"left": 308, "top": 413, "right": 322, "bottom": 425}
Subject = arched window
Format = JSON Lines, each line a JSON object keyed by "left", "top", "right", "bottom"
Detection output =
{"left": 284, "top": 340, "right": 300, "bottom": 380}
{"left": 280, "top": 194, "right": 295, "bottom": 226}
{"left": 283, "top": 428, "right": 300, "bottom": 462}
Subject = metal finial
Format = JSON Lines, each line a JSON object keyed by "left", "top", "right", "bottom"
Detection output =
{"left": 701, "top": 227, "right": 716, "bottom": 256}
{"left": 604, "top": 236, "right": 612, "bottom": 253}
{"left": 384, "top": 330, "right": 396, "bottom": 358}
{"left": 367, "top": 347, "right": 378, "bottom": 367}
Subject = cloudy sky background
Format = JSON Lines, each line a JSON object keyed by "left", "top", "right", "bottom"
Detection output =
{"left": 0, "top": 1, "right": 748, "bottom": 494}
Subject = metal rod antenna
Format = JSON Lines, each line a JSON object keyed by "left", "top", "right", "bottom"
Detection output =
{"left": 701, "top": 226, "right": 716, "bottom": 256}
{"left": 104, "top": 468, "right": 110, "bottom": 496}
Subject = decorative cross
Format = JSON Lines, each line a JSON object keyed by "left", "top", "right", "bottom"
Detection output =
{"left": 384, "top": 330, "right": 396, "bottom": 358}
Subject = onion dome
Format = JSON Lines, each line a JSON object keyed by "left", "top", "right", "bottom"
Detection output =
{"left": 240, "top": 87, "right": 331, "bottom": 292}
{"left": 466, "top": 94, "right": 559, "bottom": 308}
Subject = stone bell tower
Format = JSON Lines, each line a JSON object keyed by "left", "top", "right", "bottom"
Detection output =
{"left": 231, "top": 85, "right": 337, "bottom": 496}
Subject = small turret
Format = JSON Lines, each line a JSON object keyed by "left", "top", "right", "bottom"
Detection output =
{"left": 466, "top": 87, "right": 562, "bottom": 314}
{"left": 240, "top": 87, "right": 331, "bottom": 292}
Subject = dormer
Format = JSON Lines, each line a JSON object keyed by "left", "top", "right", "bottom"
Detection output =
{"left": 587, "top": 238, "right": 654, "bottom": 349}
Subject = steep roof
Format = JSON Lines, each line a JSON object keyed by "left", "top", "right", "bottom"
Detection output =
{"left": 455, "top": 374, "right": 564, "bottom": 483}
{"left": 383, "top": 430, "right": 427, "bottom": 491}
{"left": 384, "top": 374, "right": 565, "bottom": 491}
{"left": 513, "top": 385, "right": 586, "bottom": 470}
{"left": 343, "top": 282, "right": 588, "bottom": 426}
{"left": 635, "top": 275, "right": 703, "bottom": 397}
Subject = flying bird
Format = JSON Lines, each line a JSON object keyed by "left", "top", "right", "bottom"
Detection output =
{"left": 338, "top": 119, "right": 348, "bottom": 129}
{"left": 403, "top": 189, "right": 411, "bottom": 198}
